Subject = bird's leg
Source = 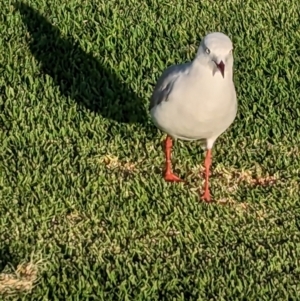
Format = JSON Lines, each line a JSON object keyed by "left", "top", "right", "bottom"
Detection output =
{"left": 201, "top": 149, "right": 212, "bottom": 202}
{"left": 164, "top": 135, "right": 184, "bottom": 182}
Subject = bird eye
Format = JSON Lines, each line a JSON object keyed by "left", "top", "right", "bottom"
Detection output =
{"left": 205, "top": 48, "right": 210, "bottom": 54}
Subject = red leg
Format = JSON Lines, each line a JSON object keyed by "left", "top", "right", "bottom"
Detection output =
{"left": 201, "top": 149, "right": 212, "bottom": 202}
{"left": 163, "top": 135, "right": 184, "bottom": 182}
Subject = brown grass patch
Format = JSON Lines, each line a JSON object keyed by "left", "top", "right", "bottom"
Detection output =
{"left": 0, "top": 260, "right": 42, "bottom": 297}
{"left": 93, "top": 154, "right": 136, "bottom": 172}
{"left": 212, "top": 165, "right": 279, "bottom": 187}
{"left": 190, "top": 164, "right": 279, "bottom": 194}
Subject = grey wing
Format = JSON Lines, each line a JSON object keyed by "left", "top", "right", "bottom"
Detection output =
{"left": 149, "top": 64, "right": 189, "bottom": 111}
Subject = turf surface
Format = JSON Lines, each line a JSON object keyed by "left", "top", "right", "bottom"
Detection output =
{"left": 1, "top": 0, "right": 300, "bottom": 299}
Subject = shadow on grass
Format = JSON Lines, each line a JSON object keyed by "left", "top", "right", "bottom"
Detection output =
{"left": 0, "top": 244, "right": 18, "bottom": 272}
{"left": 15, "top": 2, "right": 148, "bottom": 126}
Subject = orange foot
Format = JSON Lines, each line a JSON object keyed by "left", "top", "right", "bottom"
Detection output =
{"left": 201, "top": 191, "right": 212, "bottom": 203}
{"left": 164, "top": 172, "right": 184, "bottom": 183}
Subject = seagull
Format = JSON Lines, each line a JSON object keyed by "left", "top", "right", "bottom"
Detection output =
{"left": 150, "top": 32, "right": 237, "bottom": 202}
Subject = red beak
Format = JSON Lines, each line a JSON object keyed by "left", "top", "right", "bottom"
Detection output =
{"left": 215, "top": 60, "right": 225, "bottom": 78}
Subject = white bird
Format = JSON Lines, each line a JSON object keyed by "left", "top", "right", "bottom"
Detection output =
{"left": 150, "top": 32, "right": 237, "bottom": 202}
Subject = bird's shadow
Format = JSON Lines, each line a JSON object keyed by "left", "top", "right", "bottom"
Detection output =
{"left": 15, "top": 2, "right": 149, "bottom": 126}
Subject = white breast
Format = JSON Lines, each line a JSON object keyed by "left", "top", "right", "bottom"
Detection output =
{"left": 151, "top": 69, "right": 237, "bottom": 143}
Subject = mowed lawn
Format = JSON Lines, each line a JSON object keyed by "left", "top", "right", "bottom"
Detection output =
{"left": 1, "top": 0, "right": 300, "bottom": 299}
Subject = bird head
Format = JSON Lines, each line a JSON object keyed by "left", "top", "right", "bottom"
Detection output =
{"left": 197, "top": 32, "right": 234, "bottom": 78}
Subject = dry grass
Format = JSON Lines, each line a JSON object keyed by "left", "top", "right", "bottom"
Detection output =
{"left": 93, "top": 154, "right": 137, "bottom": 172}
{"left": 0, "top": 260, "right": 42, "bottom": 297}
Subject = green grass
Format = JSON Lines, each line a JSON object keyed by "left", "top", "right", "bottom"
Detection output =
{"left": 1, "top": 0, "right": 300, "bottom": 299}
